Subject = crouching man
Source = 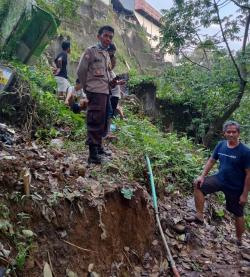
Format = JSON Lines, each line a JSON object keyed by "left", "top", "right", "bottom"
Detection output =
{"left": 187, "top": 121, "right": 250, "bottom": 246}
{"left": 65, "top": 79, "right": 88, "bottom": 113}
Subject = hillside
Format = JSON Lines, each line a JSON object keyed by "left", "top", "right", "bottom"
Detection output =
{"left": 0, "top": 0, "right": 250, "bottom": 276}
{"left": 44, "top": 0, "right": 166, "bottom": 79}
{"left": 0, "top": 62, "right": 249, "bottom": 276}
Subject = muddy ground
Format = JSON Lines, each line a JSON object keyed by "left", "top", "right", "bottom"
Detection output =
{"left": 0, "top": 126, "right": 250, "bottom": 277}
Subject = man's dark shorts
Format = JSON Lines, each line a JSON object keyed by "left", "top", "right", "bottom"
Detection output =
{"left": 199, "top": 175, "right": 244, "bottom": 217}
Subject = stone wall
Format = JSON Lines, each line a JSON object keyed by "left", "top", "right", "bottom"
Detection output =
{"left": 46, "top": 0, "right": 165, "bottom": 83}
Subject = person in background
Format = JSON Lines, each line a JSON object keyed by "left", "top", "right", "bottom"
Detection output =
{"left": 77, "top": 25, "right": 115, "bottom": 164}
{"left": 104, "top": 43, "right": 125, "bottom": 138}
{"left": 53, "top": 41, "right": 71, "bottom": 99}
{"left": 186, "top": 121, "right": 250, "bottom": 246}
{"left": 108, "top": 43, "right": 125, "bottom": 119}
{"left": 65, "top": 79, "right": 88, "bottom": 113}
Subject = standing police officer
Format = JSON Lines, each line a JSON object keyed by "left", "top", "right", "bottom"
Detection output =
{"left": 77, "top": 26, "right": 114, "bottom": 164}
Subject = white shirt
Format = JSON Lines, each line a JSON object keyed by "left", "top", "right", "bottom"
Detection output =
{"left": 67, "top": 86, "right": 86, "bottom": 102}
{"left": 110, "top": 71, "right": 121, "bottom": 99}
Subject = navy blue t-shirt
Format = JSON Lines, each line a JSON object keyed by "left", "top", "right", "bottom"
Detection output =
{"left": 55, "top": 51, "right": 68, "bottom": 79}
{"left": 212, "top": 140, "right": 250, "bottom": 191}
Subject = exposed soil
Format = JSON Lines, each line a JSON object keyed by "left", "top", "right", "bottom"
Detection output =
{"left": 0, "top": 127, "right": 250, "bottom": 277}
{"left": 16, "top": 190, "right": 153, "bottom": 276}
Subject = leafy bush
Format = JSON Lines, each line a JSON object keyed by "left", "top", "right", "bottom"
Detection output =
{"left": 36, "top": 0, "right": 84, "bottom": 19}
{"left": 11, "top": 60, "right": 85, "bottom": 140}
{"left": 115, "top": 105, "right": 206, "bottom": 190}
{"left": 128, "top": 69, "right": 156, "bottom": 94}
{"left": 0, "top": 0, "right": 9, "bottom": 27}
{"left": 157, "top": 57, "right": 244, "bottom": 143}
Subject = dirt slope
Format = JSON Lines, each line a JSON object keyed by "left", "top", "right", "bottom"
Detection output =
{"left": 0, "top": 126, "right": 250, "bottom": 276}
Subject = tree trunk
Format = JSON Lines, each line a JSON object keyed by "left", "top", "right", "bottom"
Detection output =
{"left": 202, "top": 80, "right": 247, "bottom": 148}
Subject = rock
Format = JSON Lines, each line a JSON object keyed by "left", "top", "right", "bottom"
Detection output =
{"left": 87, "top": 264, "right": 100, "bottom": 277}
{"left": 173, "top": 216, "right": 182, "bottom": 224}
{"left": 242, "top": 253, "right": 250, "bottom": 262}
{"left": 173, "top": 223, "right": 186, "bottom": 234}
{"left": 0, "top": 155, "right": 16, "bottom": 160}
{"left": 159, "top": 259, "right": 168, "bottom": 272}
{"left": 77, "top": 165, "right": 86, "bottom": 177}
{"left": 152, "top": 240, "right": 158, "bottom": 246}
{"left": 0, "top": 243, "right": 11, "bottom": 258}
{"left": 68, "top": 164, "right": 75, "bottom": 176}
{"left": 22, "top": 229, "right": 35, "bottom": 238}
{"left": 76, "top": 176, "right": 85, "bottom": 186}
{"left": 66, "top": 268, "right": 78, "bottom": 277}
{"left": 177, "top": 234, "right": 186, "bottom": 241}
{"left": 182, "top": 262, "right": 191, "bottom": 270}
{"left": 63, "top": 190, "right": 81, "bottom": 202}
{"left": 51, "top": 149, "right": 64, "bottom": 159}
{"left": 133, "top": 266, "right": 142, "bottom": 276}
{"left": 91, "top": 182, "right": 103, "bottom": 198}
{"left": 58, "top": 230, "right": 67, "bottom": 239}
{"left": 88, "top": 264, "right": 94, "bottom": 272}
{"left": 50, "top": 138, "right": 63, "bottom": 148}
{"left": 43, "top": 262, "right": 53, "bottom": 277}
{"left": 105, "top": 163, "right": 120, "bottom": 174}
{"left": 165, "top": 228, "right": 175, "bottom": 238}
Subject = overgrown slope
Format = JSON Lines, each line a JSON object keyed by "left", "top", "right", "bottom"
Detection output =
{"left": 0, "top": 60, "right": 249, "bottom": 276}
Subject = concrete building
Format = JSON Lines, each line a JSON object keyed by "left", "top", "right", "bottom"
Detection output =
{"left": 100, "top": 0, "right": 111, "bottom": 5}
{"left": 112, "top": 0, "right": 174, "bottom": 63}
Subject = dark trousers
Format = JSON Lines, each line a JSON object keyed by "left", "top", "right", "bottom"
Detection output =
{"left": 110, "top": 96, "right": 119, "bottom": 117}
{"left": 86, "top": 92, "right": 108, "bottom": 146}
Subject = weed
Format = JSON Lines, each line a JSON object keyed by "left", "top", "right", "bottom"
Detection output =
{"left": 216, "top": 192, "right": 225, "bottom": 205}
{"left": 15, "top": 242, "right": 30, "bottom": 270}
{"left": 0, "top": 203, "right": 9, "bottom": 219}
{"left": 215, "top": 209, "right": 225, "bottom": 218}
{"left": 10, "top": 61, "right": 86, "bottom": 141}
{"left": 245, "top": 204, "right": 250, "bottom": 229}
{"left": 114, "top": 107, "right": 205, "bottom": 190}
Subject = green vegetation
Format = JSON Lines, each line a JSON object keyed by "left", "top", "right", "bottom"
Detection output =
{"left": 0, "top": 200, "right": 34, "bottom": 272}
{"left": 157, "top": 56, "right": 242, "bottom": 144}
{"left": 57, "top": 27, "right": 83, "bottom": 63}
{"left": 15, "top": 242, "right": 30, "bottom": 270}
{"left": 36, "top": 0, "right": 84, "bottom": 19}
{"left": 114, "top": 104, "right": 205, "bottom": 190}
{"left": 10, "top": 59, "right": 85, "bottom": 141}
{"left": 128, "top": 68, "right": 156, "bottom": 94}
{"left": 161, "top": 0, "right": 250, "bottom": 147}
{"left": 123, "top": 69, "right": 250, "bottom": 228}
{"left": 0, "top": 0, "right": 9, "bottom": 27}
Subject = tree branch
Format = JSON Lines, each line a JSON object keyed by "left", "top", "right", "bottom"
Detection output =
{"left": 214, "top": 0, "right": 244, "bottom": 82}
{"left": 231, "top": 0, "right": 250, "bottom": 10}
{"left": 241, "top": 11, "right": 250, "bottom": 79}
{"left": 196, "top": 33, "right": 211, "bottom": 70}
{"left": 181, "top": 50, "right": 211, "bottom": 70}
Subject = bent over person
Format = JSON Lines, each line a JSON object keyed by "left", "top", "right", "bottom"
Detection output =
{"left": 77, "top": 26, "right": 114, "bottom": 164}
{"left": 187, "top": 121, "right": 250, "bottom": 246}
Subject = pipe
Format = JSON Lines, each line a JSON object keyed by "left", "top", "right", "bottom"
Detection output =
{"left": 145, "top": 155, "right": 180, "bottom": 277}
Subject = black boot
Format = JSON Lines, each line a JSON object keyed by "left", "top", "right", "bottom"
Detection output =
{"left": 97, "top": 145, "right": 112, "bottom": 156}
{"left": 88, "top": 145, "right": 102, "bottom": 164}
